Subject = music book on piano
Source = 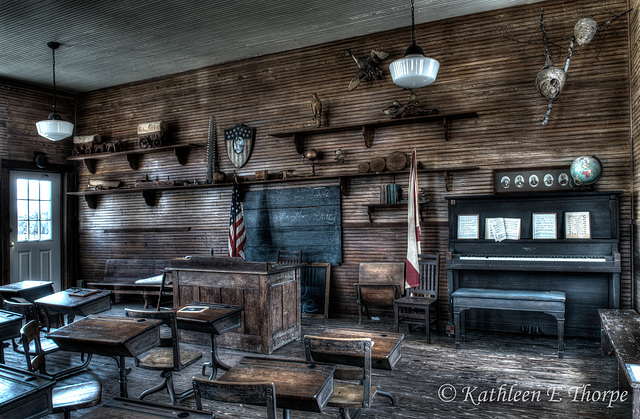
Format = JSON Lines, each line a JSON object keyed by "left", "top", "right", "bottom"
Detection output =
{"left": 485, "top": 218, "right": 521, "bottom": 241}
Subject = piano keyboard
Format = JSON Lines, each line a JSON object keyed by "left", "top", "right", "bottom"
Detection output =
{"left": 459, "top": 255, "right": 607, "bottom": 262}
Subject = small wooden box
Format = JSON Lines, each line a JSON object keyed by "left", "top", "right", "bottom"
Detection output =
{"left": 255, "top": 170, "right": 268, "bottom": 181}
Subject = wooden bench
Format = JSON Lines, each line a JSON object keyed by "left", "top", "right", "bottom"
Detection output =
{"left": 86, "top": 259, "right": 175, "bottom": 308}
{"left": 599, "top": 309, "right": 640, "bottom": 415}
{"left": 452, "top": 288, "right": 566, "bottom": 358}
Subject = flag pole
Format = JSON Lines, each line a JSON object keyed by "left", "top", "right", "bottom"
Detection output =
{"left": 405, "top": 148, "right": 421, "bottom": 288}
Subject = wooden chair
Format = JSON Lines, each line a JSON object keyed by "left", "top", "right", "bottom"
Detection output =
{"left": 393, "top": 254, "right": 440, "bottom": 343}
{"left": 276, "top": 250, "right": 302, "bottom": 264}
{"left": 354, "top": 262, "right": 404, "bottom": 324}
{"left": 20, "top": 320, "right": 102, "bottom": 419}
{"left": 125, "top": 308, "right": 203, "bottom": 405}
{"left": 304, "top": 335, "right": 376, "bottom": 419}
{"left": 193, "top": 378, "right": 277, "bottom": 419}
{"left": 4, "top": 298, "right": 60, "bottom": 354}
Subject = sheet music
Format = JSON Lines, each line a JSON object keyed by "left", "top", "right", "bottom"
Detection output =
{"left": 486, "top": 218, "right": 521, "bottom": 242}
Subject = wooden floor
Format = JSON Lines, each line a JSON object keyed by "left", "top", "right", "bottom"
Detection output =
{"left": 5, "top": 303, "right": 631, "bottom": 418}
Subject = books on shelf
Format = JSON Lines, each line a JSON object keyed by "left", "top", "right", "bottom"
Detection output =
{"left": 380, "top": 184, "right": 402, "bottom": 204}
{"left": 380, "top": 184, "right": 426, "bottom": 204}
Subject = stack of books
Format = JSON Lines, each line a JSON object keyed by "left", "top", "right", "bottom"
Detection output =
{"left": 380, "top": 184, "right": 402, "bottom": 204}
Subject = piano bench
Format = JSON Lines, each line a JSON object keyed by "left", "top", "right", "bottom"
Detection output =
{"left": 452, "top": 288, "right": 566, "bottom": 358}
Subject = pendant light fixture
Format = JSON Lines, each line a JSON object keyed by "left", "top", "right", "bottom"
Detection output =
{"left": 389, "top": 0, "right": 440, "bottom": 89}
{"left": 36, "top": 42, "right": 74, "bottom": 141}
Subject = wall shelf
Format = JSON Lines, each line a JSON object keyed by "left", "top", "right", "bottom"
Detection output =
{"left": 66, "top": 143, "right": 202, "bottom": 174}
{"left": 269, "top": 111, "right": 479, "bottom": 153}
{"left": 67, "top": 166, "right": 478, "bottom": 209}
{"left": 366, "top": 202, "right": 428, "bottom": 223}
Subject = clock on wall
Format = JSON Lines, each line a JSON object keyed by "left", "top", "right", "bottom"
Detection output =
{"left": 224, "top": 123, "right": 255, "bottom": 168}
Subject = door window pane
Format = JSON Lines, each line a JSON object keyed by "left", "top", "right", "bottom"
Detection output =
{"left": 16, "top": 178, "right": 53, "bottom": 242}
{"left": 17, "top": 221, "right": 28, "bottom": 241}
{"left": 16, "top": 179, "right": 28, "bottom": 200}
{"left": 28, "top": 180, "right": 39, "bottom": 200}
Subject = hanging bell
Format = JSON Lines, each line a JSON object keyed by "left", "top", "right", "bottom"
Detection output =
{"left": 535, "top": 57, "right": 566, "bottom": 100}
{"left": 574, "top": 17, "right": 598, "bottom": 46}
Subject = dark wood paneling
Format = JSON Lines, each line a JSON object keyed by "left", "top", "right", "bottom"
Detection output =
{"left": 63, "top": 0, "right": 633, "bottom": 319}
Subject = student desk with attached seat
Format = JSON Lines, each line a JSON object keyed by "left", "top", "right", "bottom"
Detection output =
{"left": 46, "top": 315, "right": 162, "bottom": 398}
{"left": 0, "top": 280, "right": 54, "bottom": 303}
{"left": 175, "top": 301, "right": 243, "bottom": 379}
{"left": 0, "top": 309, "right": 23, "bottom": 363}
{"left": 34, "top": 288, "right": 112, "bottom": 325}
{"left": 0, "top": 363, "right": 56, "bottom": 418}
{"left": 218, "top": 356, "right": 334, "bottom": 418}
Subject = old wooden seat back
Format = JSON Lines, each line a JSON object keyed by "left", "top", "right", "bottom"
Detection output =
{"left": 87, "top": 259, "right": 175, "bottom": 308}
{"left": 193, "top": 378, "right": 277, "bottom": 418}
{"left": 355, "top": 262, "right": 404, "bottom": 324}
{"left": 124, "top": 308, "right": 202, "bottom": 405}
{"left": 393, "top": 254, "right": 440, "bottom": 343}
{"left": 276, "top": 250, "right": 302, "bottom": 264}
{"left": 304, "top": 335, "right": 376, "bottom": 418}
{"left": 20, "top": 320, "right": 102, "bottom": 419}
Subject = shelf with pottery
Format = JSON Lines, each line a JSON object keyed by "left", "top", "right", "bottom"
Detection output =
{"left": 268, "top": 111, "right": 479, "bottom": 153}
{"left": 68, "top": 165, "right": 477, "bottom": 209}
{"left": 66, "top": 143, "right": 202, "bottom": 174}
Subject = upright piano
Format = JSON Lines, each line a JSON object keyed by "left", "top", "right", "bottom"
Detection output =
{"left": 446, "top": 192, "right": 621, "bottom": 338}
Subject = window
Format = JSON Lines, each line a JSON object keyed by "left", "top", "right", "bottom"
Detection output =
{"left": 16, "top": 178, "right": 52, "bottom": 242}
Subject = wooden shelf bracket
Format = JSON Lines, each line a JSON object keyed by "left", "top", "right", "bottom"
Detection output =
{"left": 362, "top": 125, "right": 375, "bottom": 148}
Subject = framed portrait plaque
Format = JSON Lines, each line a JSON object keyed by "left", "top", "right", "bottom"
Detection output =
{"left": 493, "top": 167, "right": 573, "bottom": 193}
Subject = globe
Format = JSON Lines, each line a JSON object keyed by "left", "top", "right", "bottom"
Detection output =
{"left": 570, "top": 155, "right": 602, "bottom": 186}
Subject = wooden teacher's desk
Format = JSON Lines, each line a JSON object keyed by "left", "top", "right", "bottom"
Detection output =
{"left": 168, "top": 257, "right": 301, "bottom": 354}
{"left": 176, "top": 301, "right": 243, "bottom": 379}
{"left": 219, "top": 356, "right": 334, "bottom": 417}
{"left": 46, "top": 315, "right": 162, "bottom": 398}
{"left": 0, "top": 364, "right": 55, "bottom": 419}
{"left": 35, "top": 288, "right": 112, "bottom": 325}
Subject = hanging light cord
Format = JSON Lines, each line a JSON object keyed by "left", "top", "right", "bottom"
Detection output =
{"left": 51, "top": 44, "right": 57, "bottom": 115}
{"left": 410, "top": 0, "right": 416, "bottom": 47}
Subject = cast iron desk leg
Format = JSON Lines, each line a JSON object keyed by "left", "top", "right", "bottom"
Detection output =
{"left": 116, "top": 355, "right": 128, "bottom": 398}
{"left": 203, "top": 332, "right": 232, "bottom": 380}
{"left": 377, "top": 389, "right": 396, "bottom": 405}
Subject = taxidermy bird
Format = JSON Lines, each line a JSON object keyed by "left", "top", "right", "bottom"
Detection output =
{"left": 383, "top": 100, "right": 404, "bottom": 118}
{"left": 341, "top": 49, "right": 389, "bottom": 91}
{"left": 311, "top": 93, "right": 322, "bottom": 128}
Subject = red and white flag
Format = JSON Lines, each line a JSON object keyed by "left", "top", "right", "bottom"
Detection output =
{"left": 405, "top": 149, "right": 421, "bottom": 288}
{"left": 228, "top": 175, "right": 246, "bottom": 259}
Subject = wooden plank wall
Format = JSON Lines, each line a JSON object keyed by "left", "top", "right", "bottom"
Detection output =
{"left": 58, "top": 0, "right": 635, "bottom": 320}
{"left": 630, "top": 0, "right": 640, "bottom": 312}
{"left": 0, "top": 79, "right": 74, "bottom": 284}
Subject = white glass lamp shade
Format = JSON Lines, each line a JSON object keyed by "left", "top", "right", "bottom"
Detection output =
{"left": 390, "top": 54, "right": 439, "bottom": 89}
{"left": 36, "top": 117, "right": 74, "bottom": 141}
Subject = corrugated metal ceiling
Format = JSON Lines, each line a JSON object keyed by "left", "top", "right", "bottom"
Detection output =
{"left": 0, "top": 0, "right": 545, "bottom": 93}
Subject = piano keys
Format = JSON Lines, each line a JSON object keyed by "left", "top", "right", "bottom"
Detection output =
{"left": 446, "top": 192, "right": 622, "bottom": 338}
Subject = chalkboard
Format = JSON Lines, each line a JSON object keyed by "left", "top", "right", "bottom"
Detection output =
{"left": 301, "top": 263, "right": 331, "bottom": 318}
{"left": 242, "top": 186, "right": 342, "bottom": 265}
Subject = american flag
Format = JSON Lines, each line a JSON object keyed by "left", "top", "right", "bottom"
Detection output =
{"left": 405, "top": 148, "right": 421, "bottom": 288}
{"left": 228, "top": 176, "right": 246, "bottom": 259}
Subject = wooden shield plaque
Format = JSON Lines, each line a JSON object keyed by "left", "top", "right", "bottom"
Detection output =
{"left": 225, "top": 123, "right": 254, "bottom": 168}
